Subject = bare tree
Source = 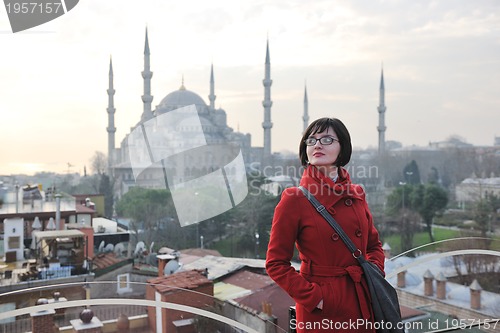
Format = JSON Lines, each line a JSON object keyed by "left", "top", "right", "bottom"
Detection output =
{"left": 443, "top": 235, "right": 499, "bottom": 291}
{"left": 90, "top": 151, "right": 107, "bottom": 175}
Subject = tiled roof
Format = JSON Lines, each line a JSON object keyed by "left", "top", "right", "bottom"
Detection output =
{"left": 386, "top": 254, "right": 500, "bottom": 317}
{"left": 214, "top": 282, "right": 251, "bottom": 301}
{"left": 235, "top": 283, "right": 294, "bottom": 331}
{"left": 92, "top": 252, "right": 128, "bottom": 270}
{"left": 180, "top": 248, "right": 222, "bottom": 257}
{"left": 221, "top": 270, "right": 273, "bottom": 291}
{"left": 75, "top": 204, "right": 96, "bottom": 213}
{"left": 148, "top": 269, "right": 212, "bottom": 295}
{"left": 400, "top": 305, "right": 427, "bottom": 320}
{"left": 180, "top": 255, "right": 273, "bottom": 280}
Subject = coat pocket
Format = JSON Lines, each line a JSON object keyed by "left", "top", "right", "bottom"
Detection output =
{"left": 319, "top": 282, "right": 340, "bottom": 315}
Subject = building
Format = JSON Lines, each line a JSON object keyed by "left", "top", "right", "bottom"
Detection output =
{"left": 108, "top": 30, "right": 275, "bottom": 196}
{"left": 146, "top": 269, "right": 213, "bottom": 333}
{"left": 455, "top": 175, "right": 500, "bottom": 204}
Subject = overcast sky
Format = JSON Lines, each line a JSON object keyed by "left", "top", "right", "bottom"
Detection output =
{"left": 1, "top": 0, "right": 499, "bottom": 176}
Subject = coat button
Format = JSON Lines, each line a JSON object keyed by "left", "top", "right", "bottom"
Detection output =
{"left": 345, "top": 198, "right": 353, "bottom": 206}
{"left": 331, "top": 233, "right": 339, "bottom": 241}
{"left": 355, "top": 229, "right": 362, "bottom": 237}
{"left": 333, "top": 186, "right": 343, "bottom": 195}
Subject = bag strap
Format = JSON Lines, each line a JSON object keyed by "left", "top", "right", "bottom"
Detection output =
{"left": 299, "top": 186, "right": 365, "bottom": 261}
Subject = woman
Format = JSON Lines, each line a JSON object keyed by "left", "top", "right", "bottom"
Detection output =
{"left": 266, "top": 117, "right": 385, "bottom": 332}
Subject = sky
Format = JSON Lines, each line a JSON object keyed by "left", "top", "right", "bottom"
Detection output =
{"left": 1, "top": 0, "right": 499, "bottom": 176}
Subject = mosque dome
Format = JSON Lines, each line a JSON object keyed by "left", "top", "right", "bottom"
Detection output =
{"left": 157, "top": 84, "right": 207, "bottom": 113}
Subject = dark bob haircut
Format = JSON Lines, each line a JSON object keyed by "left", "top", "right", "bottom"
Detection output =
{"left": 299, "top": 117, "right": 352, "bottom": 168}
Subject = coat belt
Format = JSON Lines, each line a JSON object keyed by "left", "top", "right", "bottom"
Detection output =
{"left": 300, "top": 261, "right": 372, "bottom": 320}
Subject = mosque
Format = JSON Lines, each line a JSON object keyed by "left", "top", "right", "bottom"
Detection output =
{"left": 106, "top": 30, "right": 282, "bottom": 195}
{"left": 106, "top": 30, "right": 388, "bottom": 196}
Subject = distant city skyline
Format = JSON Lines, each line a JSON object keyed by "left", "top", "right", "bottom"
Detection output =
{"left": 1, "top": 0, "right": 499, "bottom": 175}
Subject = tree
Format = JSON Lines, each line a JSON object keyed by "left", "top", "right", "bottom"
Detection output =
{"left": 403, "top": 160, "right": 420, "bottom": 184}
{"left": 90, "top": 151, "right": 107, "bottom": 175}
{"left": 99, "top": 174, "right": 114, "bottom": 218}
{"left": 443, "top": 236, "right": 499, "bottom": 292}
{"left": 472, "top": 193, "right": 500, "bottom": 236}
{"left": 115, "top": 187, "right": 175, "bottom": 247}
{"left": 387, "top": 184, "right": 420, "bottom": 254}
{"left": 427, "top": 167, "right": 440, "bottom": 184}
{"left": 473, "top": 200, "right": 491, "bottom": 236}
{"left": 235, "top": 173, "right": 280, "bottom": 253}
{"left": 205, "top": 172, "right": 280, "bottom": 257}
{"left": 413, "top": 184, "right": 448, "bottom": 242}
{"left": 387, "top": 182, "right": 448, "bottom": 250}
{"left": 486, "top": 193, "right": 500, "bottom": 233}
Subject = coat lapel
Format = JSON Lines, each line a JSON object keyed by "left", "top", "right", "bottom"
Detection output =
{"left": 299, "top": 165, "right": 364, "bottom": 216}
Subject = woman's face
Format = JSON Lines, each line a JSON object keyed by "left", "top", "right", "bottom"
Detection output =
{"left": 306, "top": 126, "right": 341, "bottom": 170}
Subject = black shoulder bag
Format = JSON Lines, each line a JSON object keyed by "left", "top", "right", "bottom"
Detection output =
{"left": 299, "top": 186, "right": 404, "bottom": 333}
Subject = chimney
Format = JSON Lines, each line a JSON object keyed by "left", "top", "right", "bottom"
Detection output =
{"left": 382, "top": 242, "right": 391, "bottom": 258}
{"left": 31, "top": 298, "right": 57, "bottom": 333}
{"left": 15, "top": 184, "right": 19, "bottom": 213}
{"left": 157, "top": 252, "right": 180, "bottom": 277}
{"left": 435, "top": 272, "right": 447, "bottom": 300}
{"left": 397, "top": 270, "right": 406, "bottom": 288}
{"left": 116, "top": 313, "right": 130, "bottom": 333}
{"left": 262, "top": 301, "right": 273, "bottom": 316}
{"left": 423, "top": 269, "right": 434, "bottom": 296}
{"left": 157, "top": 256, "right": 167, "bottom": 277}
{"left": 470, "top": 279, "right": 482, "bottom": 310}
{"left": 55, "top": 193, "right": 61, "bottom": 229}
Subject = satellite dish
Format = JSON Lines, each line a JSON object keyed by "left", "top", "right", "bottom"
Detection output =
{"left": 104, "top": 243, "right": 114, "bottom": 252}
{"left": 98, "top": 241, "right": 105, "bottom": 253}
{"left": 134, "top": 241, "right": 146, "bottom": 256}
{"left": 114, "top": 243, "right": 126, "bottom": 257}
{"left": 145, "top": 253, "right": 158, "bottom": 266}
{"left": 164, "top": 259, "right": 180, "bottom": 276}
{"left": 158, "top": 247, "right": 173, "bottom": 254}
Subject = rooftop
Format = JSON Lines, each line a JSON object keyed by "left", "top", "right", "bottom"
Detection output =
{"left": 147, "top": 269, "right": 211, "bottom": 295}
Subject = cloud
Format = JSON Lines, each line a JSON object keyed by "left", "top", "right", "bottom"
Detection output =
{"left": 1, "top": 0, "right": 499, "bottom": 175}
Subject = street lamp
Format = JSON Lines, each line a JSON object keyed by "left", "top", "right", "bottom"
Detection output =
{"left": 255, "top": 232, "right": 260, "bottom": 259}
{"left": 405, "top": 171, "right": 413, "bottom": 184}
{"left": 195, "top": 192, "right": 199, "bottom": 247}
{"left": 399, "top": 181, "right": 406, "bottom": 217}
{"left": 83, "top": 278, "right": 91, "bottom": 301}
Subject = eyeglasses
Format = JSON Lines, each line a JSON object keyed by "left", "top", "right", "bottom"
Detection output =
{"left": 304, "top": 136, "right": 339, "bottom": 146}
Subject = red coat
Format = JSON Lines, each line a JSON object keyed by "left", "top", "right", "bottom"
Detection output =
{"left": 266, "top": 166, "right": 385, "bottom": 333}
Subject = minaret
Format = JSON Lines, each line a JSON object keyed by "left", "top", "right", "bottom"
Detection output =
{"left": 377, "top": 68, "right": 387, "bottom": 155}
{"left": 303, "top": 84, "right": 309, "bottom": 133}
{"left": 262, "top": 39, "right": 273, "bottom": 162}
{"left": 141, "top": 28, "right": 154, "bottom": 122}
{"left": 208, "top": 63, "right": 216, "bottom": 111}
{"left": 106, "top": 57, "right": 116, "bottom": 175}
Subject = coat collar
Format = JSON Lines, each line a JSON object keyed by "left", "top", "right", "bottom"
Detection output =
{"left": 299, "top": 165, "right": 364, "bottom": 208}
